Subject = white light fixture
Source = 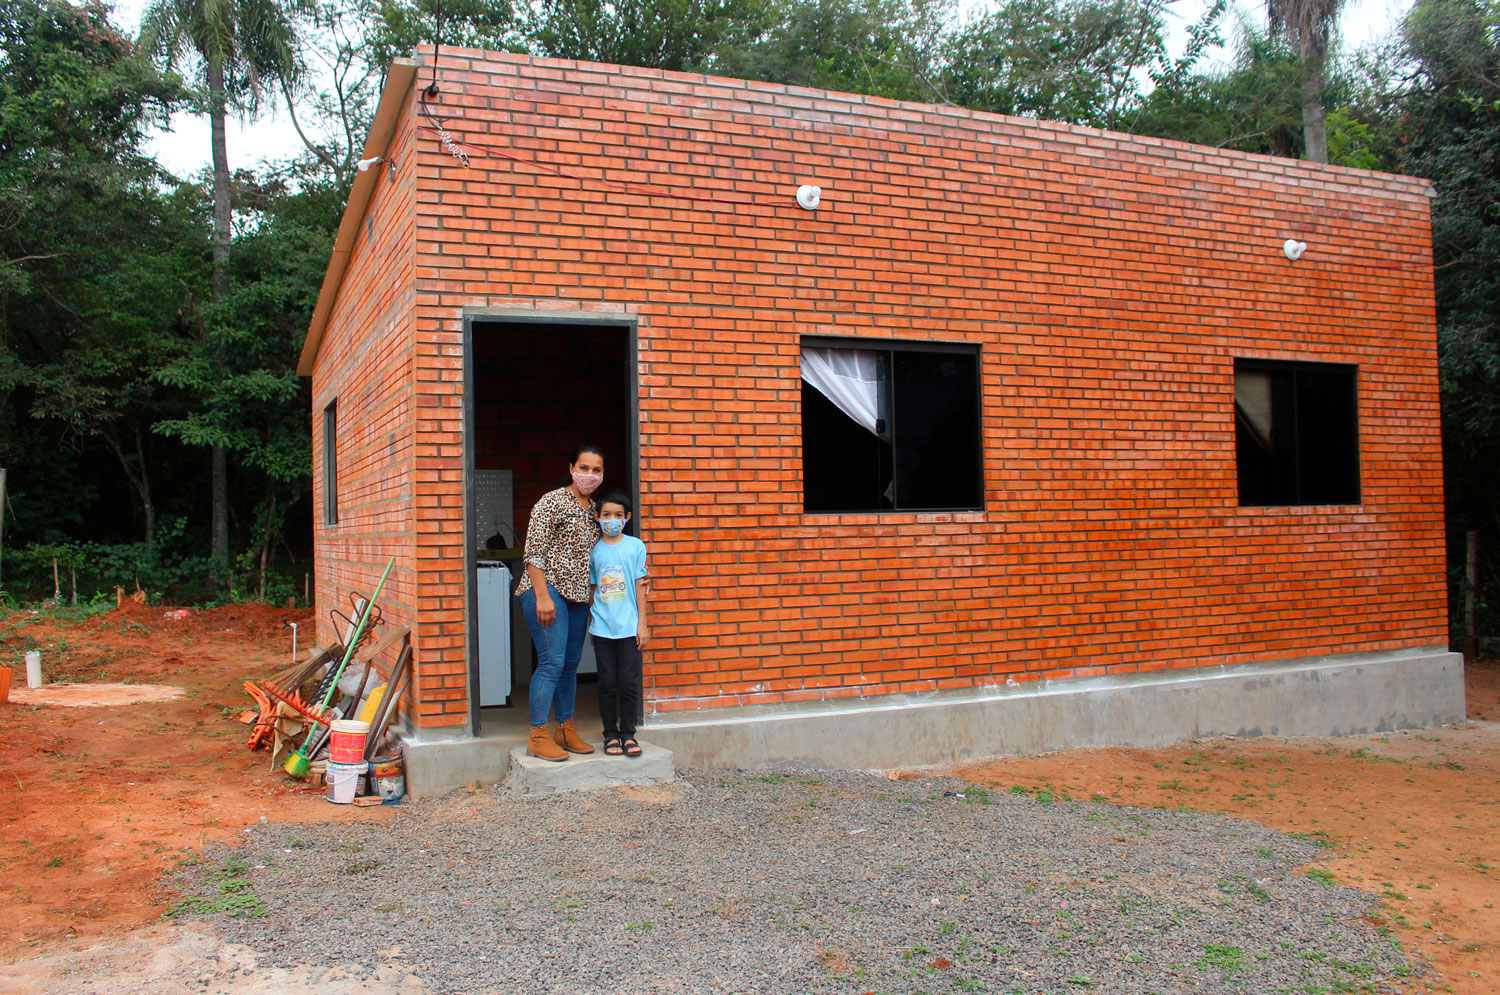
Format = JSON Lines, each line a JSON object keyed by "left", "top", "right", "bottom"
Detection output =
{"left": 1283, "top": 238, "right": 1308, "bottom": 261}
{"left": 796, "top": 184, "right": 822, "bottom": 210}
{"left": 357, "top": 156, "right": 384, "bottom": 172}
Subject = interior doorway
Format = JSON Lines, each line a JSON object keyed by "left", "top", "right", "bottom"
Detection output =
{"left": 463, "top": 314, "right": 637, "bottom": 738}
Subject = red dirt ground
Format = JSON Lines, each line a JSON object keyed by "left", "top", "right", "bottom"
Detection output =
{"left": 953, "top": 661, "right": 1500, "bottom": 995}
{"left": 0, "top": 601, "right": 394, "bottom": 957}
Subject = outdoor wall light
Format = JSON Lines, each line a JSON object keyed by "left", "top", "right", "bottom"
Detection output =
{"left": 796, "top": 184, "right": 822, "bottom": 210}
{"left": 1283, "top": 239, "right": 1308, "bottom": 261}
{"left": 357, "top": 156, "right": 397, "bottom": 182}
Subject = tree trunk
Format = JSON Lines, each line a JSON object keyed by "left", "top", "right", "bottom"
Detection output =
{"left": 1301, "top": 67, "right": 1328, "bottom": 164}
{"left": 102, "top": 425, "right": 156, "bottom": 544}
{"left": 208, "top": 57, "right": 231, "bottom": 572}
{"left": 213, "top": 444, "right": 229, "bottom": 573}
{"left": 208, "top": 57, "right": 231, "bottom": 303}
{"left": 134, "top": 423, "right": 155, "bottom": 545}
{"left": 259, "top": 489, "right": 276, "bottom": 603}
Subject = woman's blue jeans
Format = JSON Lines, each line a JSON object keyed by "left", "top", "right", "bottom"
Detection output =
{"left": 518, "top": 584, "right": 588, "bottom": 727}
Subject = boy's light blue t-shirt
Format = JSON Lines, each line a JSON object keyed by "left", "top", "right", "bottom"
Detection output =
{"left": 589, "top": 535, "right": 648, "bottom": 638}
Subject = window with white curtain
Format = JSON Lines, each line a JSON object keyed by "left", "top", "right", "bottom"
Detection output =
{"left": 800, "top": 339, "right": 982, "bottom": 513}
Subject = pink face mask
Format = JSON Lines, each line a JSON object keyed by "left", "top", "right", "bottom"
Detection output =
{"left": 571, "top": 470, "right": 603, "bottom": 495}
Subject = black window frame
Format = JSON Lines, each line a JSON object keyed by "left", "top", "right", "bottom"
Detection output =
{"left": 800, "top": 335, "right": 985, "bottom": 515}
{"left": 1233, "top": 357, "right": 1361, "bottom": 508}
{"left": 323, "top": 399, "right": 338, "bottom": 525}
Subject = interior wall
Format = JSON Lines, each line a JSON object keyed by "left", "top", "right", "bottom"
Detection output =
{"left": 472, "top": 322, "right": 629, "bottom": 543}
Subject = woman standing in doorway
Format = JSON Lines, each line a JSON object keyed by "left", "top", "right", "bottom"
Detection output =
{"left": 515, "top": 444, "right": 605, "bottom": 762}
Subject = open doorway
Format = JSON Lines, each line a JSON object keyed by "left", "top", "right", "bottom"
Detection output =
{"left": 463, "top": 314, "right": 637, "bottom": 737}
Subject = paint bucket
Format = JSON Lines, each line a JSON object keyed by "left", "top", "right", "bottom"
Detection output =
{"left": 328, "top": 720, "right": 371, "bottom": 765}
{"left": 370, "top": 753, "right": 406, "bottom": 801}
{"left": 0, "top": 667, "right": 10, "bottom": 704}
{"left": 326, "top": 761, "right": 367, "bottom": 805}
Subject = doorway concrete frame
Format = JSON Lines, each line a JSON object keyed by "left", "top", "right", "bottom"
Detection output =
{"left": 461, "top": 307, "right": 641, "bottom": 738}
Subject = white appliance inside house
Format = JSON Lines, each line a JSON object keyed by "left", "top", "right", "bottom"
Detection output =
{"left": 476, "top": 560, "right": 513, "bottom": 706}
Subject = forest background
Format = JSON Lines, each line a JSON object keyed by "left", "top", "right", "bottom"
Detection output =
{"left": 0, "top": 0, "right": 1494, "bottom": 651}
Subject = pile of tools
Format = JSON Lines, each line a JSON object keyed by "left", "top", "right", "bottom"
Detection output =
{"left": 241, "top": 557, "right": 412, "bottom": 780}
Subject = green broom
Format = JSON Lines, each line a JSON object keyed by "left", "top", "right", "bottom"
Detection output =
{"left": 284, "top": 556, "right": 396, "bottom": 778}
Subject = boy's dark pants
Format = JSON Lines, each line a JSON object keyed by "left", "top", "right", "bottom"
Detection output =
{"left": 593, "top": 635, "right": 642, "bottom": 740}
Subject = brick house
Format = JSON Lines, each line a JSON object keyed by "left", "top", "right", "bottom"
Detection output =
{"left": 298, "top": 51, "right": 1464, "bottom": 796}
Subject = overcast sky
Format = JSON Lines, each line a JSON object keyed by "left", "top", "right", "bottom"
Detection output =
{"left": 110, "top": 0, "right": 1413, "bottom": 178}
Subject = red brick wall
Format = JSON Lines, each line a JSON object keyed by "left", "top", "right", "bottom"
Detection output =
{"left": 310, "top": 93, "right": 422, "bottom": 705}
{"left": 343, "top": 51, "right": 1445, "bottom": 728}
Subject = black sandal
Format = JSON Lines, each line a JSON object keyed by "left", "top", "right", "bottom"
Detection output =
{"left": 622, "top": 738, "right": 642, "bottom": 758}
{"left": 604, "top": 738, "right": 624, "bottom": 756}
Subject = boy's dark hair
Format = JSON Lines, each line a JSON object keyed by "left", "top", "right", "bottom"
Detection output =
{"left": 597, "top": 489, "right": 632, "bottom": 515}
{"left": 570, "top": 443, "right": 605, "bottom": 465}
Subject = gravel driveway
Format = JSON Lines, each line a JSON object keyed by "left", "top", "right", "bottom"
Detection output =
{"left": 175, "top": 770, "right": 1414, "bottom": 994}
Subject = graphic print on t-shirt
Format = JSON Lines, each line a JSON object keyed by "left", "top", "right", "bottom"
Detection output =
{"left": 598, "top": 565, "right": 628, "bottom": 604}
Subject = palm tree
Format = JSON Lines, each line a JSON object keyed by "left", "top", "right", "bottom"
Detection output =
{"left": 139, "top": 0, "right": 302, "bottom": 573}
{"left": 1266, "top": 0, "right": 1345, "bottom": 162}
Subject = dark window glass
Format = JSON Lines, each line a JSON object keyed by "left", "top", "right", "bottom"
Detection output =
{"left": 802, "top": 342, "right": 982, "bottom": 513}
{"left": 323, "top": 400, "right": 338, "bottom": 525}
{"left": 1234, "top": 359, "right": 1359, "bottom": 507}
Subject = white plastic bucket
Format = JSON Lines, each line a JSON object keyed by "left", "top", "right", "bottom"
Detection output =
{"left": 25, "top": 651, "right": 42, "bottom": 688}
{"left": 326, "top": 761, "right": 368, "bottom": 805}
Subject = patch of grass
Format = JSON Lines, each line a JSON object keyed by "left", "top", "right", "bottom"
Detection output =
{"left": 1195, "top": 943, "right": 1245, "bottom": 978}
{"left": 168, "top": 858, "right": 267, "bottom": 919}
{"left": 1305, "top": 868, "right": 1337, "bottom": 886}
{"left": 1345, "top": 748, "right": 1401, "bottom": 764}
{"left": 1292, "top": 830, "right": 1336, "bottom": 850}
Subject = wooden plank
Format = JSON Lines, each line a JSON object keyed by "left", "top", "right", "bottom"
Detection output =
{"left": 354, "top": 625, "right": 411, "bottom": 678}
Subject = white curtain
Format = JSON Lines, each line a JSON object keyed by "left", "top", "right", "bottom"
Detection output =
{"left": 801, "top": 347, "right": 885, "bottom": 437}
{"left": 1234, "top": 371, "right": 1273, "bottom": 450}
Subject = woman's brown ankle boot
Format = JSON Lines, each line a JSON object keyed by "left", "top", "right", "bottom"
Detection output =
{"left": 551, "top": 718, "right": 595, "bottom": 754}
{"left": 527, "top": 724, "right": 568, "bottom": 762}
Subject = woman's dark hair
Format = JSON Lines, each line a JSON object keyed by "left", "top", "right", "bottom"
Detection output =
{"left": 570, "top": 443, "right": 606, "bottom": 466}
{"left": 597, "top": 489, "right": 631, "bottom": 515}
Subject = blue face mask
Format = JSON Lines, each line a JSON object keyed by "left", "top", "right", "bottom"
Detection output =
{"left": 599, "top": 518, "right": 626, "bottom": 537}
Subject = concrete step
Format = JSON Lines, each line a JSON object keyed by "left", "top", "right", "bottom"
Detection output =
{"left": 507, "top": 739, "right": 674, "bottom": 796}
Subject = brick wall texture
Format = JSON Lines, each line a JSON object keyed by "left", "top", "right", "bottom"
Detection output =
{"left": 310, "top": 50, "right": 1447, "bottom": 731}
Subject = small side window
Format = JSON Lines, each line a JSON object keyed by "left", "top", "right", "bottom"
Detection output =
{"left": 1234, "top": 359, "right": 1359, "bottom": 506}
{"left": 323, "top": 399, "right": 338, "bottom": 525}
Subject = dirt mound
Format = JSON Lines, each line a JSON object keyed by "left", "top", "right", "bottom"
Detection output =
{"left": 103, "top": 600, "right": 313, "bottom": 643}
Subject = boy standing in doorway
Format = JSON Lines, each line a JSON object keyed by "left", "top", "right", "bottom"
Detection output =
{"left": 590, "top": 490, "right": 649, "bottom": 757}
